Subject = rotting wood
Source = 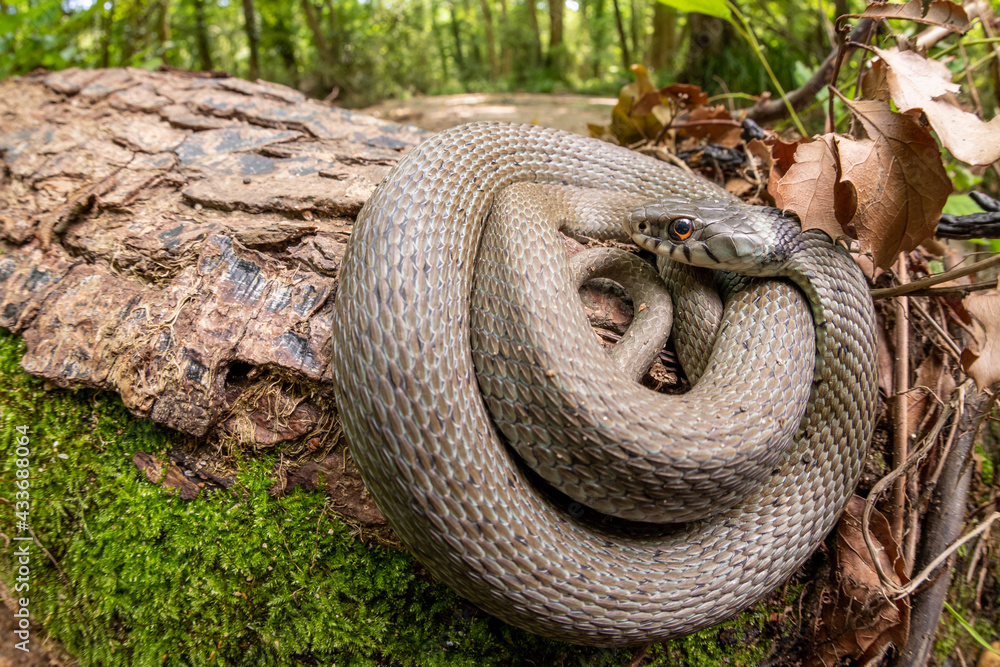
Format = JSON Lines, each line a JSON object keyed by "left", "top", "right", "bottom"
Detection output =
{"left": 0, "top": 67, "right": 428, "bottom": 526}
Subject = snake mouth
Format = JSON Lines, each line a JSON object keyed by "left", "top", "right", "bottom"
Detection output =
{"left": 624, "top": 215, "right": 718, "bottom": 267}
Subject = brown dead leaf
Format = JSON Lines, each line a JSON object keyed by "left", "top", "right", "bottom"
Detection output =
{"left": 681, "top": 105, "right": 742, "bottom": 147}
{"left": 811, "top": 496, "right": 910, "bottom": 666}
{"left": 774, "top": 137, "right": 845, "bottom": 242}
{"left": 661, "top": 83, "right": 709, "bottom": 108}
{"left": 861, "top": 58, "right": 891, "bottom": 103}
{"left": 846, "top": 0, "right": 970, "bottom": 31}
{"left": 631, "top": 90, "right": 663, "bottom": 117}
{"left": 132, "top": 451, "right": 201, "bottom": 499}
{"left": 752, "top": 136, "right": 804, "bottom": 202}
{"left": 962, "top": 280, "right": 1000, "bottom": 390}
{"left": 835, "top": 95, "right": 952, "bottom": 270}
{"left": 747, "top": 138, "right": 773, "bottom": 170}
{"left": 609, "top": 65, "right": 665, "bottom": 144}
{"left": 873, "top": 46, "right": 1000, "bottom": 166}
{"left": 907, "top": 351, "right": 945, "bottom": 437}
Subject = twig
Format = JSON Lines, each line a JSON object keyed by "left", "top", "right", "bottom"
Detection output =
{"left": 911, "top": 300, "right": 963, "bottom": 362}
{"left": 892, "top": 255, "right": 911, "bottom": 564}
{"left": 897, "top": 511, "right": 1000, "bottom": 599}
{"left": 892, "top": 384, "right": 993, "bottom": 666}
{"left": 862, "top": 385, "right": 957, "bottom": 596}
{"left": 891, "top": 280, "right": 998, "bottom": 298}
{"left": 871, "top": 253, "right": 1000, "bottom": 299}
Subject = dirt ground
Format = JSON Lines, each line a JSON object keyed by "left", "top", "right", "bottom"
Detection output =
{"left": 360, "top": 92, "right": 616, "bottom": 135}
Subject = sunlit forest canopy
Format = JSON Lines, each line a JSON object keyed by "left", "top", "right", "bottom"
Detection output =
{"left": 1, "top": 0, "right": 853, "bottom": 107}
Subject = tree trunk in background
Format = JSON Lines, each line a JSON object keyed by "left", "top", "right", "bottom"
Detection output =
{"left": 610, "top": 0, "right": 630, "bottom": 72}
{"left": 547, "top": 0, "right": 564, "bottom": 68}
{"left": 461, "top": 0, "right": 483, "bottom": 70}
{"left": 449, "top": 1, "right": 467, "bottom": 77}
{"left": 629, "top": 0, "right": 641, "bottom": 67}
{"left": 120, "top": 0, "right": 147, "bottom": 64}
{"left": 100, "top": 1, "right": 114, "bottom": 68}
{"left": 430, "top": 0, "right": 451, "bottom": 80}
{"left": 301, "top": 0, "right": 335, "bottom": 94}
{"left": 242, "top": 0, "right": 261, "bottom": 80}
{"left": 586, "top": 0, "right": 607, "bottom": 79}
{"left": 157, "top": 0, "right": 172, "bottom": 64}
{"left": 323, "top": 0, "right": 338, "bottom": 40}
{"left": 526, "top": 0, "right": 543, "bottom": 66}
{"left": 648, "top": 1, "right": 675, "bottom": 71}
{"left": 497, "top": 0, "right": 512, "bottom": 76}
{"left": 678, "top": 12, "right": 733, "bottom": 88}
{"left": 479, "top": 0, "right": 499, "bottom": 77}
{"left": 272, "top": 15, "right": 301, "bottom": 89}
{"left": 193, "top": 0, "right": 214, "bottom": 71}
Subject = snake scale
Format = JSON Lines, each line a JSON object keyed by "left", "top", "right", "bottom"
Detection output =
{"left": 330, "top": 122, "right": 877, "bottom": 645}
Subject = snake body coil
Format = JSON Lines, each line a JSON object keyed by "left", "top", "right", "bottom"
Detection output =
{"left": 330, "top": 122, "right": 877, "bottom": 645}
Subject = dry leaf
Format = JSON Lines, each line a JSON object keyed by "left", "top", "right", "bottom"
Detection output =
{"left": 907, "top": 351, "right": 945, "bottom": 437}
{"left": 874, "top": 46, "right": 1000, "bottom": 166}
{"left": 811, "top": 496, "right": 910, "bottom": 667}
{"left": 681, "top": 105, "right": 742, "bottom": 147}
{"left": 774, "top": 137, "right": 844, "bottom": 241}
{"left": 847, "top": 0, "right": 970, "bottom": 31}
{"left": 661, "top": 83, "right": 709, "bottom": 108}
{"left": 835, "top": 96, "right": 952, "bottom": 270}
{"left": 861, "top": 58, "right": 891, "bottom": 102}
{"left": 755, "top": 136, "right": 802, "bottom": 201}
{"left": 962, "top": 280, "right": 1000, "bottom": 390}
{"left": 609, "top": 64, "right": 665, "bottom": 144}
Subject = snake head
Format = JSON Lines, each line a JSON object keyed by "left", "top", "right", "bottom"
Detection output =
{"left": 625, "top": 198, "right": 785, "bottom": 274}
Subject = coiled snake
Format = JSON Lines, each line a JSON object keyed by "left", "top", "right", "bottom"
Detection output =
{"left": 330, "top": 122, "right": 877, "bottom": 645}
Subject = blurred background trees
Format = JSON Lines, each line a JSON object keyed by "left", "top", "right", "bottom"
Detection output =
{"left": 0, "top": 0, "right": 848, "bottom": 107}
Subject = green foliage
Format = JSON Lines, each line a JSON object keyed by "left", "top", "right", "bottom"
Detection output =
{"left": 656, "top": 0, "right": 729, "bottom": 21}
{"left": 978, "top": 443, "right": 996, "bottom": 486}
{"left": 0, "top": 0, "right": 856, "bottom": 109}
{"left": 0, "top": 0, "right": 96, "bottom": 79}
{"left": 0, "top": 329, "right": 781, "bottom": 665}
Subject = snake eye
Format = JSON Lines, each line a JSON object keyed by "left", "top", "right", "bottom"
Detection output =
{"left": 668, "top": 217, "right": 695, "bottom": 242}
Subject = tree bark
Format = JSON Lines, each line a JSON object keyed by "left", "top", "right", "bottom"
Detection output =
{"left": 648, "top": 1, "right": 676, "bottom": 71}
{"left": 610, "top": 0, "right": 630, "bottom": 72}
{"left": 449, "top": 0, "right": 467, "bottom": 76}
{"left": 586, "top": 0, "right": 607, "bottom": 79}
{"left": 157, "top": 0, "right": 172, "bottom": 65}
{"left": 497, "top": 0, "right": 512, "bottom": 76}
{"left": 526, "top": 0, "right": 543, "bottom": 67}
{"left": 271, "top": 14, "right": 301, "bottom": 89}
{"left": 0, "top": 67, "right": 426, "bottom": 449}
{"left": 302, "top": 0, "right": 336, "bottom": 94}
{"left": 479, "top": 0, "right": 500, "bottom": 77}
{"left": 100, "top": 0, "right": 114, "bottom": 69}
{"left": 242, "top": 0, "right": 261, "bottom": 80}
{"left": 547, "top": 0, "right": 564, "bottom": 68}
{"left": 193, "top": 0, "right": 214, "bottom": 72}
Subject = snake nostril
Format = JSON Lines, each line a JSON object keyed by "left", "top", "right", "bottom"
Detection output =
{"left": 638, "top": 221, "right": 649, "bottom": 234}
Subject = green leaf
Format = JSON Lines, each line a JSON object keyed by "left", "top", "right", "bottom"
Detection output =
{"left": 656, "top": 0, "right": 732, "bottom": 21}
{"left": 943, "top": 602, "right": 1000, "bottom": 658}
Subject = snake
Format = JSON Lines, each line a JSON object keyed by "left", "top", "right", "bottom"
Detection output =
{"left": 330, "top": 121, "right": 877, "bottom": 645}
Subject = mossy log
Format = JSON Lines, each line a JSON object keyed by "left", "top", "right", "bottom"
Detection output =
{"left": 0, "top": 68, "right": 939, "bottom": 666}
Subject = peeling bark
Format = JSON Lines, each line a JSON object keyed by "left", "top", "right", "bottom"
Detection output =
{"left": 0, "top": 67, "right": 427, "bottom": 525}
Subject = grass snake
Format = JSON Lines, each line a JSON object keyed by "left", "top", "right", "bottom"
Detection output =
{"left": 330, "top": 122, "right": 877, "bottom": 645}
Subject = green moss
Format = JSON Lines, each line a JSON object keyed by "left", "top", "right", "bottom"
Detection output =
{"left": 933, "top": 558, "right": 1000, "bottom": 664}
{"left": 0, "top": 329, "right": 779, "bottom": 665}
{"left": 977, "top": 443, "right": 996, "bottom": 486}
